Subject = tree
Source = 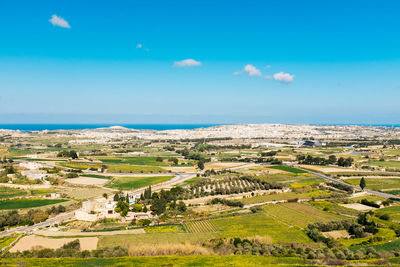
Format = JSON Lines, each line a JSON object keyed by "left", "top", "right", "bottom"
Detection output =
{"left": 113, "top": 193, "right": 120, "bottom": 201}
{"left": 360, "top": 177, "right": 366, "bottom": 190}
{"left": 156, "top": 157, "right": 163, "bottom": 162}
{"left": 197, "top": 160, "right": 205, "bottom": 171}
{"left": 103, "top": 193, "right": 108, "bottom": 199}
{"left": 177, "top": 201, "right": 187, "bottom": 212}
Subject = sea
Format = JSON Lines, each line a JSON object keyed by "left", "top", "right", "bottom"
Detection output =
{"left": 0, "top": 124, "right": 398, "bottom": 132}
{"left": 0, "top": 124, "right": 220, "bottom": 131}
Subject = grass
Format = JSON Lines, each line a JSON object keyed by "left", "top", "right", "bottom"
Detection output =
{"left": 350, "top": 237, "right": 400, "bottom": 252}
{"left": 144, "top": 224, "right": 185, "bottom": 233}
{"left": 210, "top": 213, "right": 312, "bottom": 243}
{"left": 106, "top": 176, "right": 174, "bottom": 190}
{"left": 0, "top": 255, "right": 309, "bottom": 267}
{"left": 262, "top": 202, "right": 345, "bottom": 228}
{"left": 267, "top": 165, "right": 307, "bottom": 174}
{"left": 0, "top": 198, "right": 67, "bottom": 210}
{"left": 345, "top": 178, "right": 400, "bottom": 191}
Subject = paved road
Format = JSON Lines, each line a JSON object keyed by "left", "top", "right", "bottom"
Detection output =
{"left": 298, "top": 167, "right": 400, "bottom": 200}
{"left": 0, "top": 212, "right": 75, "bottom": 238}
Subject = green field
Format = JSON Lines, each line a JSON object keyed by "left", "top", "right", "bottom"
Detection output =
{"left": 267, "top": 165, "right": 307, "bottom": 174}
{"left": 106, "top": 164, "right": 167, "bottom": 174}
{"left": 310, "top": 200, "right": 360, "bottom": 217}
{"left": 290, "top": 177, "right": 324, "bottom": 188}
{"left": 144, "top": 224, "right": 185, "bottom": 233}
{"left": 0, "top": 198, "right": 67, "bottom": 210}
{"left": 210, "top": 213, "right": 312, "bottom": 243}
{"left": 0, "top": 255, "right": 310, "bottom": 267}
{"left": 340, "top": 228, "right": 396, "bottom": 247}
{"left": 98, "top": 156, "right": 170, "bottom": 166}
{"left": 99, "top": 232, "right": 217, "bottom": 247}
{"left": 376, "top": 206, "right": 400, "bottom": 221}
{"left": 0, "top": 187, "right": 27, "bottom": 199}
{"left": 106, "top": 176, "right": 174, "bottom": 190}
{"left": 81, "top": 174, "right": 113, "bottom": 179}
{"left": 368, "top": 160, "right": 400, "bottom": 168}
{"left": 345, "top": 177, "right": 400, "bottom": 191}
{"left": 262, "top": 202, "right": 344, "bottom": 228}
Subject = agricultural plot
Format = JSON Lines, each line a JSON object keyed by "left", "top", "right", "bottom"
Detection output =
{"left": 376, "top": 206, "right": 400, "bottom": 221}
{"left": 310, "top": 200, "right": 360, "bottom": 217}
{"left": 98, "top": 156, "right": 170, "bottom": 166}
{"left": 267, "top": 165, "right": 307, "bottom": 174}
{"left": 367, "top": 160, "right": 400, "bottom": 168}
{"left": 184, "top": 220, "right": 217, "bottom": 233}
{"left": 341, "top": 228, "right": 397, "bottom": 247}
{"left": 144, "top": 225, "right": 185, "bottom": 233}
{"left": 0, "top": 198, "right": 67, "bottom": 210}
{"left": 210, "top": 213, "right": 312, "bottom": 243}
{"left": 99, "top": 232, "right": 217, "bottom": 247}
{"left": 262, "top": 202, "right": 344, "bottom": 228}
{"left": 289, "top": 177, "right": 324, "bottom": 188}
{"left": 106, "top": 176, "right": 174, "bottom": 190}
{"left": 106, "top": 164, "right": 167, "bottom": 174}
{"left": 0, "top": 187, "right": 27, "bottom": 199}
{"left": 345, "top": 178, "right": 400, "bottom": 191}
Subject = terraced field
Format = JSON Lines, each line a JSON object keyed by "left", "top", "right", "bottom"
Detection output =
{"left": 184, "top": 220, "right": 217, "bottom": 233}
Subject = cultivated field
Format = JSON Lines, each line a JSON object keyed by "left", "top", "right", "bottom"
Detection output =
{"left": 262, "top": 202, "right": 344, "bottom": 228}
{"left": 106, "top": 176, "right": 174, "bottom": 190}
{"left": 9, "top": 236, "right": 98, "bottom": 252}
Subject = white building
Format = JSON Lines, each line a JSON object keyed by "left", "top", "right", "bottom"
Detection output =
{"left": 75, "top": 198, "right": 119, "bottom": 222}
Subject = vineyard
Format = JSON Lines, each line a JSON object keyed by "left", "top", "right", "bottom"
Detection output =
{"left": 181, "top": 176, "right": 284, "bottom": 199}
{"left": 184, "top": 220, "right": 217, "bottom": 233}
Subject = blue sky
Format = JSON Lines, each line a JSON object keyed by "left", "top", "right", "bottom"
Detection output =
{"left": 0, "top": 0, "right": 400, "bottom": 124}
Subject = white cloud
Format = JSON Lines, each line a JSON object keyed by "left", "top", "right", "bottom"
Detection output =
{"left": 173, "top": 59, "right": 202, "bottom": 67}
{"left": 235, "top": 64, "right": 295, "bottom": 83}
{"left": 136, "top": 44, "right": 143, "bottom": 48}
{"left": 49, "top": 14, "right": 70, "bottom": 28}
{"left": 244, "top": 64, "right": 262, "bottom": 77}
{"left": 273, "top": 72, "right": 295, "bottom": 83}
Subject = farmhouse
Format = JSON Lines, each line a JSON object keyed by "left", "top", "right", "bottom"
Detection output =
{"left": 75, "top": 198, "right": 119, "bottom": 222}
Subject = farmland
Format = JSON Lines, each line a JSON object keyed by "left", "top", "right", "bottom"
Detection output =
{"left": 105, "top": 176, "right": 174, "bottom": 190}
{"left": 0, "top": 198, "right": 67, "bottom": 210}
{"left": 345, "top": 177, "right": 400, "bottom": 191}
{"left": 267, "top": 165, "right": 307, "bottom": 174}
{"left": 210, "top": 213, "right": 312, "bottom": 243}
{"left": 262, "top": 203, "right": 344, "bottom": 228}
{"left": 184, "top": 220, "right": 217, "bottom": 233}
{"left": 1, "top": 124, "right": 400, "bottom": 264}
